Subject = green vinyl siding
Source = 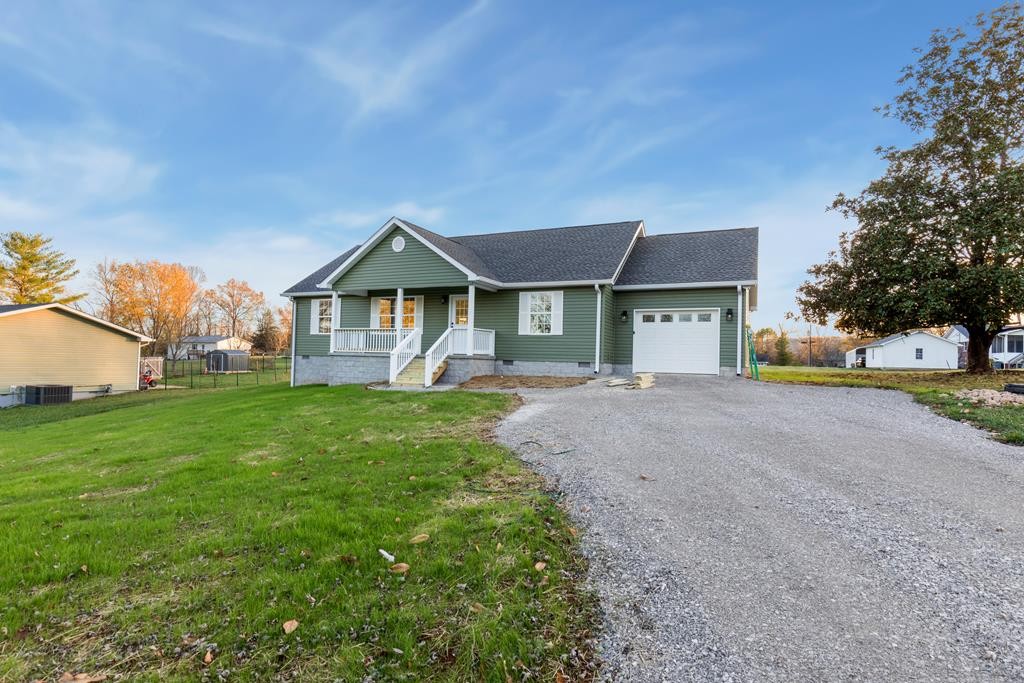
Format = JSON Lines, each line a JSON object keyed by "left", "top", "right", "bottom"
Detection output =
{"left": 335, "top": 227, "right": 470, "bottom": 291}
{"left": 601, "top": 285, "right": 615, "bottom": 364}
{"left": 340, "top": 296, "right": 370, "bottom": 328}
{"left": 611, "top": 288, "right": 743, "bottom": 368}
{"left": 293, "top": 297, "right": 331, "bottom": 356}
{"left": 474, "top": 287, "right": 597, "bottom": 363}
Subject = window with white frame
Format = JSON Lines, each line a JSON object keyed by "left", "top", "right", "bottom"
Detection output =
{"left": 311, "top": 299, "right": 331, "bottom": 334}
{"left": 518, "top": 291, "right": 563, "bottom": 335}
{"left": 1009, "top": 335, "right": 1024, "bottom": 354}
{"left": 373, "top": 297, "right": 419, "bottom": 329}
{"left": 915, "top": 348, "right": 923, "bottom": 360}
{"left": 993, "top": 336, "right": 1005, "bottom": 353}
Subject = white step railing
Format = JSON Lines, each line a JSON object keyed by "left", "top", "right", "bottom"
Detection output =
{"left": 389, "top": 328, "right": 421, "bottom": 383}
{"left": 332, "top": 327, "right": 414, "bottom": 353}
{"left": 423, "top": 328, "right": 454, "bottom": 387}
{"left": 450, "top": 327, "right": 496, "bottom": 356}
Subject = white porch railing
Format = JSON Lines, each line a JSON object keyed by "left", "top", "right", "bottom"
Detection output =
{"left": 450, "top": 328, "right": 496, "bottom": 357}
{"left": 332, "top": 327, "right": 414, "bottom": 353}
{"left": 388, "top": 328, "right": 422, "bottom": 383}
{"left": 424, "top": 328, "right": 454, "bottom": 387}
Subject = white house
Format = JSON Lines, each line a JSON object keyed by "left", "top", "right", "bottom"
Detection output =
{"left": 167, "top": 335, "right": 252, "bottom": 360}
{"left": 845, "top": 331, "right": 959, "bottom": 369}
{"left": 942, "top": 323, "right": 1024, "bottom": 369}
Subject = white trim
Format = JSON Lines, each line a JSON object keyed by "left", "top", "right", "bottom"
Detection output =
{"left": 449, "top": 294, "right": 469, "bottom": 327}
{"left": 309, "top": 298, "right": 331, "bottom": 335}
{"left": 391, "top": 235, "right": 406, "bottom": 252}
{"left": 466, "top": 285, "right": 476, "bottom": 355}
{"left": 281, "top": 291, "right": 330, "bottom": 297}
{"left": 316, "top": 218, "right": 477, "bottom": 288}
{"left": 518, "top": 290, "right": 563, "bottom": 336}
{"left": 594, "top": 284, "right": 602, "bottom": 373}
{"left": 610, "top": 221, "right": 646, "bottom": 283}
{"left": 736, "top": 285, "right": 742, "bottom": 376}
{"left": 369, "top": 295, "right": 423, "bottom": 329}
{"left": 476, "top": 276, "right": 613, "bottom": 289}
{"left": 289, "top": 299, "right": 296, "bottom": 387}
{"left": 613, "top": 280, "right": 757, "bottom": 291}
{"left": 631, "top": 307, "right": 720, "bottom": 375}
{"left": 0, "top": 302, "right": 153, "bottom": 341}
{"left": 854, "top": 330, "right": 961, "bottom": 351}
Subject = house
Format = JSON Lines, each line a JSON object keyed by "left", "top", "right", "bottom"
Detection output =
{"left": 942, "top": 324, "right": 970, "bottom": 368}
{"left": 0, "top": 303, "right": 153, "bottom": 407}
{"left": 166, "top": 335, "right": 252, "bottom": 360}
{"left": 282, "top": 217, "right": 758, "bottom": 387}
{"left": 845, "top": 331, "right": 959, "bottom": 369}
{"left": 941, "top": 324, "right": 1024, "bottom": 369}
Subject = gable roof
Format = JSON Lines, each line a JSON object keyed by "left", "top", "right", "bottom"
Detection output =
{"left": 285, "top": 217, "right": 759, "bottom": 295}
{"left": 181, "top": 335, "right": 235, "bottom": 343}
{"left": 614, "top": 228, "right": 758, "bottom": 288}
{"left": 856, "top": 330, "right": 959, "bottom": 350}
{"left": 944, "top": 325, "right": 969, "bottom": 339}
{"left": 0, "top": 303, "right": 153, "bottom": 341}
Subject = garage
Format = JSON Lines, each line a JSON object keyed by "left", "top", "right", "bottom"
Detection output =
{"left": 632, "top": 308, "right": 720, "bottom": 374}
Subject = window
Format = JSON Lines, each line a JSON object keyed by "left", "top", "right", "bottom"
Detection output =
{"left": 993, "top": 336, "right": 1005, "bottom": 353}
{"left": 1009, "top": 335, "right": 1024, "bottom": 354}
{"left": 311, "top": 298, "right": 332, "bottom": 334}
{"left": 697, "top": 313, "right": 712, "bottom": 322}
{"left": 641, "top": 314, "right": 656, "bottom": 323}
{"left": 915, "top": 348, "right": 923, "bottom": 360}
{"left": 518, "top": 291, "right": 563, "bottom": 335}
{"left": 452, "top": 296, "right": 469, "bottom": 326}
{"left": 660, "top": 313, "right": 673, "bottom": 323}
{"left": 391, "top": 235, "right": 406, "bottom": 252}
{"left": 678, "top": 313, "right": 692, "bottom": 322}
{"left": 375, "top": 297, "right": 417, "bottom": 329}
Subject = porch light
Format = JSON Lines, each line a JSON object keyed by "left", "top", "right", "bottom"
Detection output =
{"left": 441, "top": 295, "right": 448, "bottom": 305}
{"left": 619, "top": 310, "right": 628, "bottom": 322}
{"left": 726, "top": 308, "right": 734, "bottom": 322}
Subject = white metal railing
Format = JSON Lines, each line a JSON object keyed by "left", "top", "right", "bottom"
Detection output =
{"left": 332, "top": 327, "right": 414, "bottom": 353}
{"left": 388, "top": 328, "right": 422, "bottom": 383}
{"left": 424, "top": 328, "right": 455, "bottom": 387}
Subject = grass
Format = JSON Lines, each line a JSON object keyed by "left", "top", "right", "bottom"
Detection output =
{"left": 760, "top": 365, "right": 1024, "bottom": 444}
{"left": 160, "top": 356, "right": 290, "bottom": 390}
{"left": 0, "top": 384, "right": 596, "bottom": 681}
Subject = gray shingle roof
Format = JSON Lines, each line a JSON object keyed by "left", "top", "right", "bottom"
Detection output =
{"left": 449, "top": 221, "right": 642, "bottom": 282}
{"left": 615, "top": 228, "right": 758, "bottom": 286}
{"left": 0, "top": 303, "right": 47, "bottom": 314}
{"left": 284, "top": 219, "right": 758, "bottom": 295}
{"left": 181, "top": 335, "right": 232, "bottom": 343}
{"left": 281, "top": 246, "right": 360, "bottom": 295}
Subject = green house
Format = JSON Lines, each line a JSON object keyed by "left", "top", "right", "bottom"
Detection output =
{"left": 283, "top": 217, "right": 758, "bottom": 387}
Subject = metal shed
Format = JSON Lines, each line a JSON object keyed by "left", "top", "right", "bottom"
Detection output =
{"left": 206, "top": 349, "right": 250, "bottom": 373}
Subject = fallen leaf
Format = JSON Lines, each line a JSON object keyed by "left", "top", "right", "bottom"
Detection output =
{"left": 282, "top": 619, "right": 299, "bottom": 634}
{"left": 638, "top": 474, "right": 653, "bottom": 481}
{"left": 368, "top": 460, "right": 385, "bottom": 465}
{"left": 408, "top": 475, "right": 417, "bottom": 481}
{"left": 203, "top": 650, "right": 214, "bottom": 665}
{"left": 555, "top": 670, "right": 567, "bottom": 683}
{"left": 567, "top": 527, "right": 578, "bottom": 538}
{"left": 59, "top": 675, "right": 106, "bottom": 683}
{"left": 390, "top": 562, "right": 410, "bottom": 574}
{"left": 469, "top": 602, "right": 485, "bottom": 613}
{"left": 409, "top": 534, "right": 430, "bottom": 544}
{"left": 539, "top": 575, "right": 549, "bottom": 586}
{"left": 80, "top": 565, "right": 88, "bottom": 574}
{"left": 271, "top": 471, "right": 280, "bottom": 477}
{"left": 534, "top": 561, "right": 547, "bottom": 572}
{"left": 338, "top": 554, "right": 358, "bottom": 564}
{"left": 496, "top": 542, "right": 503, "bottom": 551}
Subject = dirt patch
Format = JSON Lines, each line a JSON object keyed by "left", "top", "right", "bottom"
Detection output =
{"left": 955, "top": 389, "right": 1024, "bottom": 407}
{"left": 459, "top": 375, "right": 590, "bottom": 390}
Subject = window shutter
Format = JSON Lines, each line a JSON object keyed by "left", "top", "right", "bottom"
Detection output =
{"left": 518, "top": 292, "right": 530, "bottom": 335}
{"left": 310, "top": 299, "right": 320, "bottom": 334}
{"left": 551, "top": 291, "right": 563, "bottom": 335}
{"left": 414, "top": 296, "right": 424, "bottom": 329}
{"left": 370, "top": 298, "right": 380, "bottom": 328}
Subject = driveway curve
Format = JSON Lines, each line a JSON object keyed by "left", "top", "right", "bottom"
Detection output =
{"left": 496, "top": 376, "right": 1024, "bottom": 682}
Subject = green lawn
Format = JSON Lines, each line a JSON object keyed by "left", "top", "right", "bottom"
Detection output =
{"left": 760, "top": 366, "right": 1024, "bottom": 444}
{"left": 0, "top": 384, "right": 595, "bottom": 681}
{"left": 160, "top": 356, "right": 290, "bottom": 390}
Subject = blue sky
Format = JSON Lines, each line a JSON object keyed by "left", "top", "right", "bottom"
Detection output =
{"left": 0, "top": 1, "right": 1000, "bottom": 327}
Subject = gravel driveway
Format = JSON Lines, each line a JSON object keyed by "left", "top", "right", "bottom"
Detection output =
{"left": 495, "top": 376, "right": 1024, "bottom": 682}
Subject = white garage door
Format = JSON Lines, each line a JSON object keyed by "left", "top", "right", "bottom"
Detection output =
{"left": 633, "top": 309, "right": 720, "bottom": 374}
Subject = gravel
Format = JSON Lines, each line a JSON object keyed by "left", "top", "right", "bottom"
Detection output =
{"left": 495, "top": 375, "right": 1024, "bottom": 682}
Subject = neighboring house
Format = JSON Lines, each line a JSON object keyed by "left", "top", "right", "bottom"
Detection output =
{"left": 167, "top": 335, "right": 252, "bottom": 360}
{"left": 0, "top": 303, "right": 153, "bottom": 408}
{"left": 942, "top": 325, "right": 969, "bottom": 369}
{"left": 845, "top": 331, "right": 959, "bottom": 369}
{"left": 282, "top": 217, "right": 758, "bottom": 387}
{"left": 942, "top": 324, "right": 1024, "bottom": 369}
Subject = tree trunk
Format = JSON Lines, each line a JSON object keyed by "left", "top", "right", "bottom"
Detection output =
{"left": 965, "top": 325, "right": 994, "bottom": 373}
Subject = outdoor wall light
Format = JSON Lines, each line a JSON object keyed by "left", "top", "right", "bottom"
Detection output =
{"left": 726, "top": 308, "right": 734, "bottom": 322}
{"left": 620, "top": 310, "right": 628, "bottom": 322}
{"left": 441, "top": 295, "right": 448, "bottom": 305}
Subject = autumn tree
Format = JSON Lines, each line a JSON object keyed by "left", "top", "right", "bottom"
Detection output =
{"left": 208, "top": 279, "right": 265, "bottom": 339}
{"left": 250, "top": 308, "right": 279, "bottom": 353}
{"left": 799, "top": 4, "right": 1024, "bottom": 372}
{"left": 0, "top": 232, "right": 84, "bottom": 304}
{"left": 276, "top": 305, "right": 292, "bottom": 352}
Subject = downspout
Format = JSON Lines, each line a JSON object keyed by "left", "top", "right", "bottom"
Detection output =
{"left": 736, "top": 285, "right": 743, "bottom": 376}
{"left": 289, "top": 298, "right": 297, "bottom": 387}
{"left": 594, "top": 284, "right": 602, "bottom": 374}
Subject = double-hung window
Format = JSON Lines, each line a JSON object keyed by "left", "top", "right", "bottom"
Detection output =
{"left": 915, "top": 348, "right": 923, "bottom": 360}
{"left": 373, "top": 297, "right": 419, "bottom": 329}
{"left": 311, "top": 299, "right": 332, "bottom": 335}
{"left": 518, "top": 291, "right": 563, "bottom": 336}
{"left": 1009, "top": 335, "right": 1024, "bottom": 354}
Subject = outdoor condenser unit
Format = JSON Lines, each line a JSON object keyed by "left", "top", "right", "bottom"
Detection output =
{"left": 24, "top": 385, "right": 73, "bottom": 405}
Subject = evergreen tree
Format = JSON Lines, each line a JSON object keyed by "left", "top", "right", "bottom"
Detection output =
{"left": 250, "top": 308, "right": 279, "bottom": 353}
{"left": 0, "top": 232, "right": 84, "bottom": 304}
{"left": 774, "top": 332, "right": 794, "bottom": 366}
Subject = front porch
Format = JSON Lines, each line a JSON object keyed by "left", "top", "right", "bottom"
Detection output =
{"left": 326, "top": 285, "right": 495, "bottom": 386}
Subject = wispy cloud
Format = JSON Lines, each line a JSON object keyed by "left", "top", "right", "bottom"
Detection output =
{"left": 311, "top": 201, "right": 446, "bottom": 231}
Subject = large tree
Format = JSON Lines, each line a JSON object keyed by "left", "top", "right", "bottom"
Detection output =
{"left": 208, "top": 279, "right": 265, "bottom": 339}
{"left": 799, "top": 4, "right": 1024, "bottom": 372}
{"left": 0, "top": 232, "right": 84, "bottom": 304}
{"left": 249, "top": 308, "right": 279, "bottom": 353}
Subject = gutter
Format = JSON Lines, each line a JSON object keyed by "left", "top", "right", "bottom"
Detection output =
{"left": 594, "top": 284, "right": 602, "bottom": 374}
{"left": 289, "top": 298, "right": 297, "bottom": 387}
{"left": 736, "top": 285, "right": 743, "bottom": 376}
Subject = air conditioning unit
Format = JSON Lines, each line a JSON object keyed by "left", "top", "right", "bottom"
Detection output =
{"left": 25, "top": 385, "right": 73, "bottom": 405}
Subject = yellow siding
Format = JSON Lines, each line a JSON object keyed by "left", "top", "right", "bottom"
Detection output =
{"left": 0, "top": 309, "right": 141, "bottom": 391}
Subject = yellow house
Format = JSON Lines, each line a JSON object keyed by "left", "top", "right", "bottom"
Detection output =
{"left": 0, "top": 303, "right": 153, "bottom": 407}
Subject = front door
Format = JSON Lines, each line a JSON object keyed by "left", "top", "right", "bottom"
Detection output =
{"left": 449, "top": 295, "right": 469, "bottom": 328}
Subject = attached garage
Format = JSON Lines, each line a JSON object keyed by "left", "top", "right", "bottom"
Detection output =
{"left": 632, "top": 308, "right": 720, "bottom": 374}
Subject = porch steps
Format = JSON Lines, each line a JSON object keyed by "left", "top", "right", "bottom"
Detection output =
{"left": 393, "top": 357, "right": 427, "bottom": 386}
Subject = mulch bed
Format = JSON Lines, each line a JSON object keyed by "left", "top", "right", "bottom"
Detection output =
{"left": 459, "top": 375, "right": 590, "bottom": 390}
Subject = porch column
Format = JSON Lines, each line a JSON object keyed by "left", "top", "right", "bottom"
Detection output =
{"left": 331, "top": 291, "right": 339, "bottom": 331}
{"left": 396, "top": 287, "right": 404, "bottom": 336}
{"left": 466, "top": 284, "right": 476, "bottom": 355}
